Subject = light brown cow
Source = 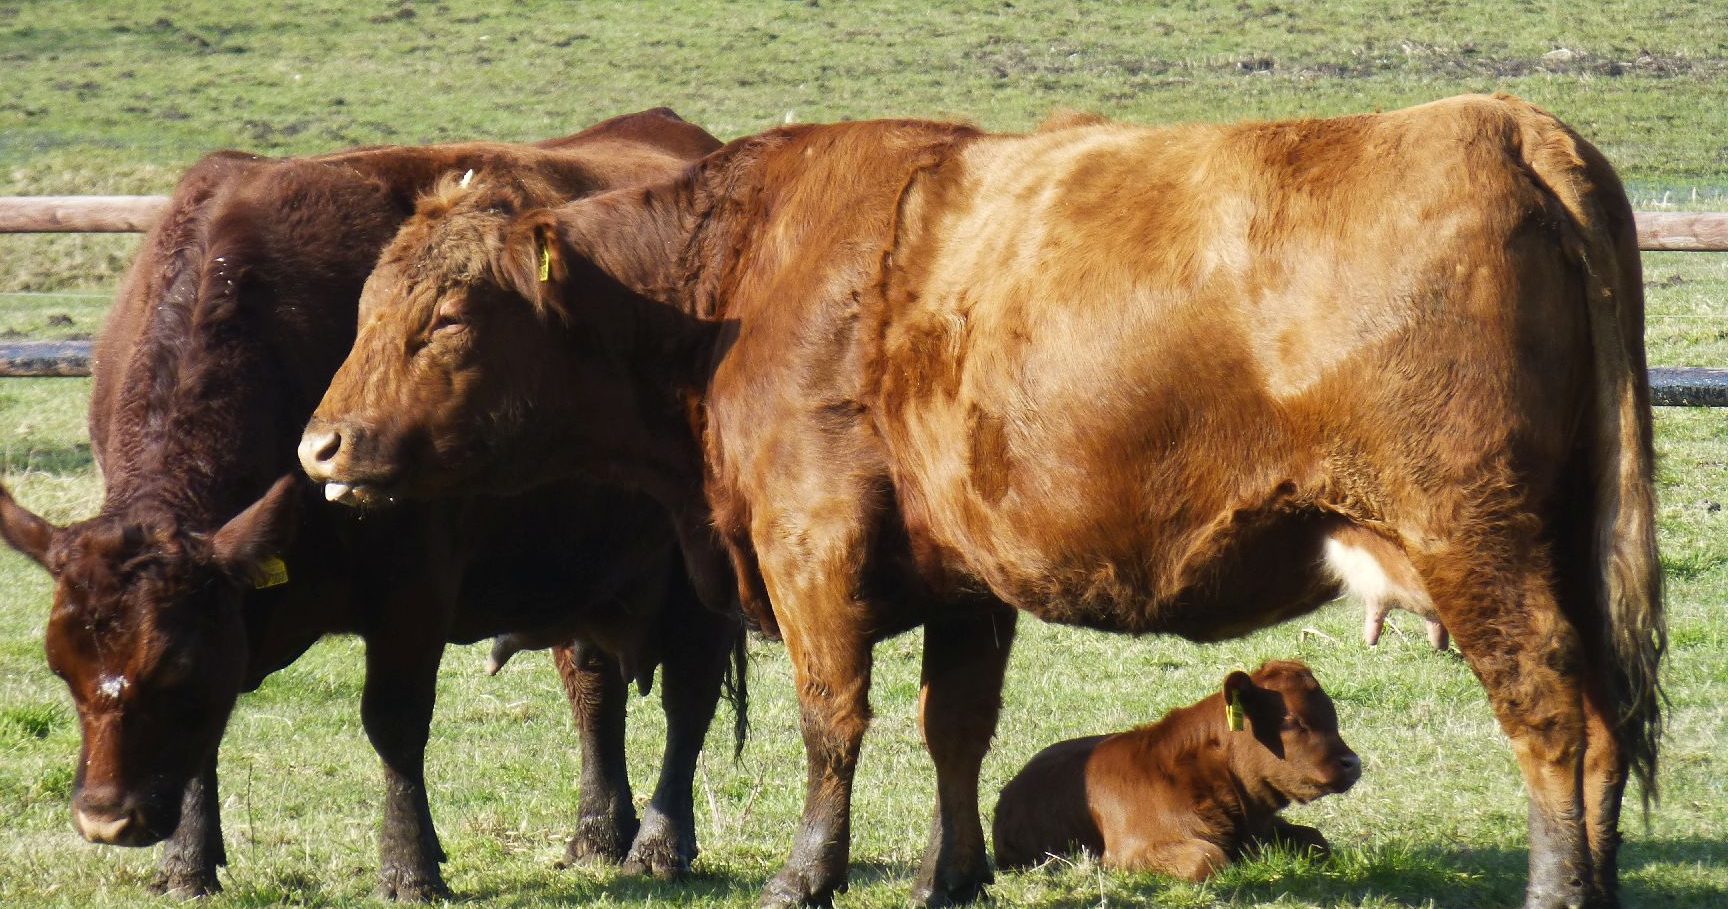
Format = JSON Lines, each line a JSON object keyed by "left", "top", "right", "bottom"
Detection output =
{"left": 301, "top": 94, "right": 1663, "bottom": 909}
{"left": 991, "top": 660, "right": 1359, "bottom": 879}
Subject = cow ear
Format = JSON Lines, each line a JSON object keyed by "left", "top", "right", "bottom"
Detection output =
{"left": 501, "top": 209, "right": 567, "bottom": 320}
{"left": 211, "top": 475, "right": 300, "bottom": 586}
{"left": 0, "top": 482, "right": 58, "bottom": 570}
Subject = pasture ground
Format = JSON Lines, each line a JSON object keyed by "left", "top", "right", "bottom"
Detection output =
{"left": 2, "top": 2, "right": 1726, "bottom": 907}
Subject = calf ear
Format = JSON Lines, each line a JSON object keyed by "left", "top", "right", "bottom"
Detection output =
{"left": 211, "top": 475, "right": 300, "bottom": 586}
{"left": 501, "top": 209, "right": 567, "bottom": 320}
{"left": 0, "top": 482, "right": 58, "bottom": 570}
{"left": 1221, "top": 670, "right": 1255, "bottom": 732}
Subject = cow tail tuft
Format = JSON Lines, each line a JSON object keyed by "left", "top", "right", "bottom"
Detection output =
{"left": 724, "top": 622, "right": 749, "bottom": 760}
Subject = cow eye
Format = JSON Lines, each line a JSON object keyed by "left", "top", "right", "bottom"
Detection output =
{"left": 431, "top": 309, "right": 466, "bottom": 335}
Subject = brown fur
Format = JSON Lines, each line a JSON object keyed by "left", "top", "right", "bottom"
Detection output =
{"left": 992, "top": 660, "right": 1358, "bottom": 879}
{"left": 0, "top": 110, "right": 743, "bottom": 899}
{"left": 305, "top": 95, "right": 1662, "bottom": 909}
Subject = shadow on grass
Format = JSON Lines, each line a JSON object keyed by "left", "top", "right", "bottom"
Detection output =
{"left": 1, "top": 440, "right": 95, "bottom": 476}
{"left": 991, "top": 838, "right": 1728, "bottom": 908}
{"left": 464, "top": 859, "right": 908, "bottom": 908}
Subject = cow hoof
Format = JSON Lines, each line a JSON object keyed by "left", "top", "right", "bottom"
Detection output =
{"left": 620, "top": 811, "right": 694, "bottom": 879}
{"left": 148, "top": 870, "right": 221, "bottom": 899}
{"left": 760, "top": 867, "right": 838, "bottom": 908}
{"left": 376, "top": 866, "right": 452, "bottom": 902}
{"left": 911, "top": 868, "right": 991, "bottom": 908}
{"left": 563, "top": 813, "right": 638, "bottom": 867}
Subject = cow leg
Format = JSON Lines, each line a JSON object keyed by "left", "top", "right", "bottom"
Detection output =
{"left": 1420, "top": 539, "right": 1590, "bottom": 909}
{"left": 1580, "top": 675, "right": 1627, "bottom": 908}
{"left": 555, "top": 641, "right": 640, "bottom": 866}
{"left": 759, "top": 598, "right": 872, "bottom": 908}
{"left": 913, "top": 603, "right": 1016, "bottom": 908}
{"left": 149, "top": 754, "right": 225, "bottom": 897}
{"left": 623, "top": 607, "right": 732, "bottom": 878}
{"left": 362, "top": 631, "right": 450, "bottom": 901}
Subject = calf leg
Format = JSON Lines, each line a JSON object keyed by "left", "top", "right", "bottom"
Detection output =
{"left": 1418, "top": 535, "right": 1591, "bottom": 909}
{"left": 1259, "top": 818, "right": 1331, "bottom": 858}
{"left": 555, "top": 641, "right": 640, "bottom": 866}
{"left": 149, "top": 755, "right": 225, "bottom": 897}
{"left": 1106, "top": 838, "right": 1228, "bottom": 882}
{"left": 913, "top": 603, "right": 1016, "bottom": 908}
{"left": 362, "top": 631, "right": 450, "bottom": 901}
{"left": 623, "top": 606, "right": 734, "bottom": 879}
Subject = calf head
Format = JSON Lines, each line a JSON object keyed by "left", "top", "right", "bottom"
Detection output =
{"left": 1222, "top": 660, "right": 1361, "bottom": 803}
{"left": 301, "top": 175, "right": 670, "bottom": 507}
{"left": 0, "top": 477, "right": 297, "bottom": 845}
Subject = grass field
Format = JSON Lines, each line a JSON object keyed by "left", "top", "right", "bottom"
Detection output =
{"left": 2, "top": 2, "right": 1727, "bottom": 907}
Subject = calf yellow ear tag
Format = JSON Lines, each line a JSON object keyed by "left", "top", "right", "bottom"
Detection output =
{"left": 1226, "top": 691, "right": 1245, "bottom": 732}
{"left": 253, "top": 556, "right": 290, "bottom": 589}
{"left": 538, "top": 242, "right": 552, "bottom": 283}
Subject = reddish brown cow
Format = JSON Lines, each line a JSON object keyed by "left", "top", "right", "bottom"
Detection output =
{"left": 0, "top": 109, "right": 742, "bottom": 900}
{"left": 301, "top": 95, "right": 1663, "bottom": 909}
{"left": 992, "top": 660, "right": 1360, "bottom": 879}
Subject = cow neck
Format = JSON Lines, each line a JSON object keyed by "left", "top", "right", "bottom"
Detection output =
{"left": 102, "top": 258, "right": 293, "bottom": 531}
{"left": 559, "top": 178, "right": 698, "bottom": 313}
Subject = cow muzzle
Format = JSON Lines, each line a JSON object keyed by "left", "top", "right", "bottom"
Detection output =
{"left": 298, "top": 420, "right": 399, "bottom": 507}
{"left": 72, "top": 804, "right": 162, "bottom": 847}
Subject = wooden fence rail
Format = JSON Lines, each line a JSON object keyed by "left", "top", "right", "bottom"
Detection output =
{"left": 1, "top": 198, "right": 1726, "bottom": 402}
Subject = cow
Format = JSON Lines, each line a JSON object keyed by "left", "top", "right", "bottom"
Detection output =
{"left": 299, "top": 94, "right": 1664, "bottom": 909}
{"left": 991, "top": 660, "right": 1360, "bottom": 879}
{"left": 0, "top": 109, "right": 742, "bottom": 901}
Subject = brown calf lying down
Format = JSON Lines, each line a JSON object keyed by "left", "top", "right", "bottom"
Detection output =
{"left": 993, "top": 661, "right": 1360, "bottom": 880}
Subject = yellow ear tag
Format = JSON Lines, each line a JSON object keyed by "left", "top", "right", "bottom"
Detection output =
{"left": 253, "top": 556, "right": 289, "bottom": 590}
{"left": 537, "top": 242, "right": 552, "bottom": 283}
{"left": 1226, "top": 690, "right": 1245, "bottom": 732}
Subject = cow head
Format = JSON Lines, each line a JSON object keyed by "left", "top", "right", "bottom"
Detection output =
{"left": 0, "top": 476, "right": 297, "bottom": 845}
{"left": 1222, "top": 660, "right": 1361, "bottom": 803}
{"left": 301, "top": 174, "right": 689, "bottom": 507}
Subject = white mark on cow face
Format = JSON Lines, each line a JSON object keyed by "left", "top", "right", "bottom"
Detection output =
{"left": 97, "top": 675, "right": 129, "bottom": 701}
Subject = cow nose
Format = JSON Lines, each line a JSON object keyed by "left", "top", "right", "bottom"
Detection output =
{"left": 298, "top": 423, "right": 344, "bottom": 481}
{"left": 73, "top": 806, "right": 135, "bottom": 844}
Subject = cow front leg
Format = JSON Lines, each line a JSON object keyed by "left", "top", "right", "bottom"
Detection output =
{"left": 624, "top": 599, "right": 734, "bottom": 878}
{"left": 149, "top": 755, "right": 226, "bottom": 897}
{"left": 759, "top": 614, "right": 872, "bottom": 907}
{"left": 362, "top": 633, "right": 450, "bottom": 901}
{"left": 913, "top": 603, "right": 1016, "bottom": 908}
{"left": 555, "top": 641, "right": 640, "bottom": 866}
{"left": 1421, "top": 540, "right": 1591, "bottom": 909}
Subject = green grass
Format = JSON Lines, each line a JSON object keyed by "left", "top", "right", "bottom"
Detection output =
{"left": 1, "top": 1, "right": 1726, "bottom": 906}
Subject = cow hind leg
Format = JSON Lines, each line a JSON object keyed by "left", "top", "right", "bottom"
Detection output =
{"left": 149, "top": 755, "right": 225, "bottom": 898}
{"left": 757, "top": 574, "right": 873, "bottom": 908}
{"left": 1580, "top": 675, "right": 1627, "bottom": 908}
{"left": 555, "top": 641, "right": 639, "bottom": 866}
{"left": 913, "top": 602, "right": 1017, "bottom": 908}
{"left": 1417, "top": 531, "right": 1592, "bottom": 909}
{"left": 623, "top": 604, "right": 734, "bottom": 879}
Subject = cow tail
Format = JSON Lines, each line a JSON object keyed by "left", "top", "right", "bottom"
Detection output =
{"left": 1504, "top": 94, "right": 1666, "bottom": 812}
{"left": 724, "top": 621, "right": 749, "bottom": 760}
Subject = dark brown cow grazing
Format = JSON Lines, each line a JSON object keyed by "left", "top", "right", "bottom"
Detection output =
{"left": 0, "top": 109, "right": 741, "bottom": 900}
{"left": 302, "top": 95, "right": 1663, "bottom": 909}
{"left": 992, "top": 660, "right": 1360, "bottom": 879}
